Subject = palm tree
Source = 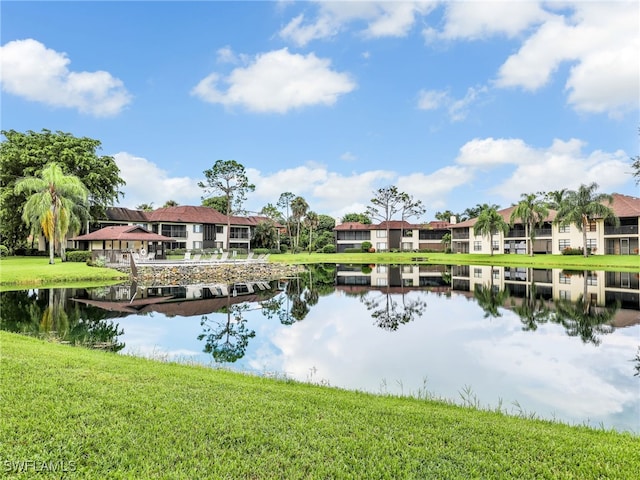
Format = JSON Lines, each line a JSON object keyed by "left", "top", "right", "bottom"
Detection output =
{"left": 554, "top": 183, "right": 619, "bottom": 257}
{"left": 305, "top": 211, "right": 319, "bottom": 253}
{"left": 15, "top": 162, "right": 88, "bottom": 264}
{"left": 291, "top": 196, "right": 309, "bottom": 252}
{"left": 510, "top": 193, "right": 549, "bottom": 256}
{"left": 473, "top": 206, "right": 509, "bottom": 256}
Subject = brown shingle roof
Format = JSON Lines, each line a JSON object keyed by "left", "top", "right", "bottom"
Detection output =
{"left": 451, "top": 205, "right": 557, "bottom": 228}
{"left": 610, "top": 193, "right": 640, "bottom": 218}
{"left": 146, "top": 205, "right": 228, "bottom": 224}
{"left": 72, "top": 225, "right": 172, "bottom": 242}
{"left": 105, "top": 207, "right": 150, "bottom": 223}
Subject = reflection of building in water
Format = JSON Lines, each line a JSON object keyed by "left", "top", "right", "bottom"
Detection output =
{"left": 450, "top": 266, "right": 639, "bottom": 327}
{"left": 71, "top": 280, "right": 279, "bottom": 317}
{"left": 335, "top": 264, "right": 450, "bottom": 291}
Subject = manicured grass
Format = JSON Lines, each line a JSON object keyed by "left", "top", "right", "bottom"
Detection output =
{"left": 272, "top": 251, "right": 640, "bottom": 271}
{"left": 0, "top": 256, "right": 127, "bottom": 290}
{"left": 1, "top": 332, "right": 637, "bottom": 479}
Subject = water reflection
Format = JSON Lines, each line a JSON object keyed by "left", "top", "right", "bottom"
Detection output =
{"left": 0, "top": 288, "right": 124, "bottom": 351}
{"left": 1, "top": 264, "right": 638, "bottom": 433}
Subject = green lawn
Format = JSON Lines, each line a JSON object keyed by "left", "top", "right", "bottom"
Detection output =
{"left": 0, "top": 256, "right": 127, "bottom": 290}
{"left": 1, "top": 332, "right": 637, "bottom": 479}
{"left": 273, "top": 251, "right": 640, "bottom": 271}
{"left": 1, "top": 252, "right": 638, "bottom": 289}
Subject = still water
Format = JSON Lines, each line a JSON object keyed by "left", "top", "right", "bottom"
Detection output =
{"left": 2, "top": 264, "right": 638, "bottom": 434}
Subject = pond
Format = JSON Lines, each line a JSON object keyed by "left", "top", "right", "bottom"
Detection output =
{"left": 1, "top": 264, "right": 638, "bottom": 434}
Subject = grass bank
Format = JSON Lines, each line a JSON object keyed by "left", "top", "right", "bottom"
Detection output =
{"left": 273, "top": 251, "right": 640, "bottom": 271}
{"left": 0, "top": 256, "right": 127, "bottom": 290}
{"left": 1, "top": 332, "right": 637, "bottom": 479}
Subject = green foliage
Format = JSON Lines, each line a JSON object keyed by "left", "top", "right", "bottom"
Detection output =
{"left": 66, "top": 251, "right": 92, "bottom": 262}
{"left": 322, "top": 244, "right": 336, "bottom": 253}
{"left": 361, "top": 241, "right": 372, "bottom": 252}
{"left": 343, "top": 247, "right": 363, "bottom": 254}
{"left": 341, "top": 212, "right": 371, "bottom": 224}
{"left": 473, "top": 206, "right": 509, "bottom": 257}
{"left": 510, "top": 193, "right": 549, "bottom": 256}
{"left": 0, "top": 245, "right": 8, "bottom": 257}
{"left": 562, "top": 247, "right": 585, "bottom": 256}
{"left": 0, "top": 129, "right": 125, "bottom": 252}
{"left": 201, "top": 195, "right": 228, "bottom": 213}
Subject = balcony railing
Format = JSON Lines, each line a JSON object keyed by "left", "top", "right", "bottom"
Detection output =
{"left": 505, "top": 230, "right": 525, "bottom": 238}
{"left": 452, "top": 231, "right": 469, "bottom": 239}
{"left": 533, "top": 228, "right": 552, "bottom": 237}
{"left": 604, "top": 225, "right": 638, "bottom": 235}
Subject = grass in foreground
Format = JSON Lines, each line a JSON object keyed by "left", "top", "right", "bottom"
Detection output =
{"left": 1, "top": 332, "right": 638, "bottom": 479}
{"left": 0, "top": 256, "right": 127, "bottom": 289}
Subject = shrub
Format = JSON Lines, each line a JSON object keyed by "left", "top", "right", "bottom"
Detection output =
{"left": 562, "top": 247, "right": 583, "bottom": 256}
{"left": 66, "top": 251, "right": 92, "bottom": 262}
{"left": 343, "top": 248, "right": 362, "bottom": 254}
{"left": 361, "top": 265, "right": 372, "bottom": 274}
{"left": 0, "top": 245, "right": 8, "bottom": 258}
{"left": 361, "top": 241, "right": 372, "bottom": 252}
{"left": 279, "top": 244, "right": 289, "bottom": 253}
{"left": 322, "top": 244, "right": 336, "bottom": 254}
{"left": 252, "top": 248, "right": 271, "bottom": 255}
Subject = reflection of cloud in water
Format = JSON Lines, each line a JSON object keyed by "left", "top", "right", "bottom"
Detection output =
{"left": 262, "top": 292, "right": 639, "bottom": 430}
{"left": 466, "top": 319, "right": 637, "bottom": 419}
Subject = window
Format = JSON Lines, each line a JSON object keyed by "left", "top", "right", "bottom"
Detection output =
{"left": 161, "top": 224, "right": 187, "bottom": 238}
{"left": 587, "top": 221, "right": 597, "bottom": 232}
{"left": 376, "top": 278, "right": 388, "bottom": 287}
{"left": 473, "top": 268, "right": 482, "bottom": 278}
{"left": 559, "top": 225, "right": 570, "bottom": 233}
{"left": 193, "top": 241, "right": 202, "bottom": 250}
{"left": 401, "top": 242, "right": 413, "bottom": 251}
{"left": 559, "top": 290, "right": 571, "bottom": 300}
{"left": 473, "top": 241, "right": 482, "bottom": 252}
{"left": 558, "top": 239, "right": 571, "bottom": 250}
{"left": 376, "top": 242, "right": 387, "bottom": 251}
{"left": 492, "top": 240, "right": 499, "bottom": 251}
{"left": 586, "top": 239, "right": 597, "bottom": 252}
{"left": 559, "top": 273, "right": 571, "bottom": 284}
{"left": 216, "top": 225, "right": 224, "bottom": 234}
{"left": 492, "top": 269, "right": 500, "bottom": 279}
{"left": 193, "top": 224, "right": 202, "bottom": 233}
{"left": 586, "top": 274, "right": 598, "bottom": 286}
{"left": 376, "top": 265, "right": 387, "bottom": 274}
{"left": 376, "top": 230, "right": 387, "bottom": 238}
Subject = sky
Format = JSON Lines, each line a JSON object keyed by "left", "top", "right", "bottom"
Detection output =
{"left": 1, "top": 0, "right": 639, "bottom": 222}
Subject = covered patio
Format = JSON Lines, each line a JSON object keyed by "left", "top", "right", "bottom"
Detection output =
{"left": 72, "top": 225, "right": 172, "bottom": 264}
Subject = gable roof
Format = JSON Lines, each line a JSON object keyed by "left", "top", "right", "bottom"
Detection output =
{"left": 146, "top": 205, "right": 229, "bottom": 224}
{"left": 72, "top": 225, "right": 172, "bottom": 242}
{"left": 105, "top": 207, "right": 149, "bottom": 223}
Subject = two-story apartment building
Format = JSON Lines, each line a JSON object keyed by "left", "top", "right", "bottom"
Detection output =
{"left": 450, "top": 193, "right": 640, "bottom": 256}
{"left": 89, "top": 205, "right": 268, "bottom": 252}
{"left": 334, "top": 220, "right": 452, "bottom": 253}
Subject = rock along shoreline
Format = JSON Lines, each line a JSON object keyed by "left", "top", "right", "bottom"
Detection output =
{"left": 113, "top": 262, "right": 306, "bottom": 286}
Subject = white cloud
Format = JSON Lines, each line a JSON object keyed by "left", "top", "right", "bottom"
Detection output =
{"left": 191, "top": 48, "right": 356, "bottom": 113}
{"left": 417, "top": 85, "right": 488, "bottom": 121}
{"left": 114, "top": 152, "right": 201, "bottom": 209}
{"left": 340, "top": 151, "right": 357, "bottom": 162}
{"left": 452, "top": 137, "right": 632, "bottom": 204}
{"left": 279, "top": 1, "right": 435, "bottom": 46}
{"left": 495, "top": 2, "right": 639, "bottom": 115}
{"left": 0, "top": 38, "right": 131, "bottom": 116}
{"left": 430, "top": 1, "right": 550, "bottom": 41}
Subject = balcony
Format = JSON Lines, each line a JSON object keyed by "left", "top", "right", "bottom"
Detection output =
{"left": 604, "top": 225, "right": 638, "bottom": 235}
{"left": 533, "top": 228, "right": 552, "bottom": 237}
{"left": 452, "top": 231, "right": 469, "bottom": 240}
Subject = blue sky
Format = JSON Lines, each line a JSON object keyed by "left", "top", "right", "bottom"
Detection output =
{"left": 2, "top": 1, "right": 638, "bottom": 221}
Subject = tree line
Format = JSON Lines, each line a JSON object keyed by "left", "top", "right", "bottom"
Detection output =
{"left": 0, "top": 129, "right": 635, "bottom": 260}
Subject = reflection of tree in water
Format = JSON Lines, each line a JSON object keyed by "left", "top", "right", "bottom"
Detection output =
{"left": 198, "top": 301, "right": 255, "bottom": 363}
{"left": 552, "top": 271, "right": 617, "bottom": 346}
{"left": 0, "top": 288, "right": 124, "bottom": 352}
{"left": 474, "top": 282, "right": 510, "bottom": 319}
{"left": 511, "top": 280, "right": 552, "bottom": 331}
{"left": 361, "top": 274, "right": 427, "bottom": 331}
{"left": 633, "top": 347, "right": 640, "bottom": 378}
{"left": 260, "top": 265, "right": 335, "bottom": 326}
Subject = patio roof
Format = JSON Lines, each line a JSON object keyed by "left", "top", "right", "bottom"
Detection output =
{"left": 72, "top": 225, "right": 173, "bottom": 242}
